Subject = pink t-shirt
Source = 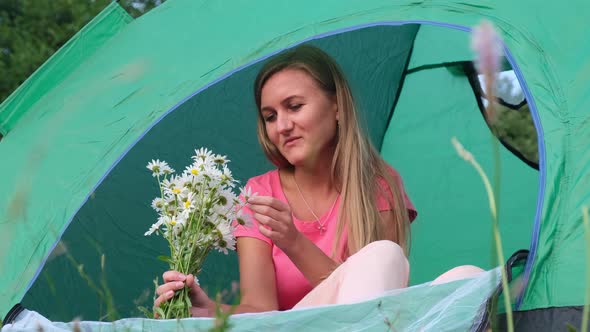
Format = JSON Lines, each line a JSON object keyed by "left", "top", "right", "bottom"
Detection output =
{"left": 234, "top": 167, "right": 416, "bottom": 310}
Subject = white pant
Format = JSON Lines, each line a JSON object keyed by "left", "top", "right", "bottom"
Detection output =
{"left": 294, "top": 240, "right": 484, "bottom": 308}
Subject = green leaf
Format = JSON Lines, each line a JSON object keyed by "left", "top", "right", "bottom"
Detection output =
{"left": 565, "top": 323, "right": 577, "bottom": 332}
{"left": 184, "top": 293, "right": 192, "bottom": 313}
{"left": 157, "top": 255, "right": 173, "bottom": 264}
{"left": 154, "top": 306, "right": 166, "bottom": 319}
{"left": 137, "top": 306, "right": 154, "bottom": 319}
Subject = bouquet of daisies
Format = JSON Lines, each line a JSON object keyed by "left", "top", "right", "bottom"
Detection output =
{"left": 145, "top": 148, "right": 254, "bottom": 319}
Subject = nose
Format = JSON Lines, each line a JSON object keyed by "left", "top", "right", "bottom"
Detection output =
{"left": 276, "top": 113, "right": 293, "bottom": 134}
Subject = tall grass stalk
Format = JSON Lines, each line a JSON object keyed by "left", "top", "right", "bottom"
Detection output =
{"left": 451, "top": 137, "right": 513, "bottom": 332}
{"left": 582, "top": 206, "right": 590, "bottom": 332}
{"left": 65, "top": 252, "right": 119, "bottom": 321}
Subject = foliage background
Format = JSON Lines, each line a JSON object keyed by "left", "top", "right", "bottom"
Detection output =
{"left": 0, "top": 0, "right": 537, "bottom": 159}
{"left": 0, "top": 0, "right": 164, "bottom": 103}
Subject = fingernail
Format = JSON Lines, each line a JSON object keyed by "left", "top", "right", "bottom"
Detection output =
{"left": 167, "top": 290, "right": 174, "bottom": 298}
{"left": 178, "top": 273, "right": 186, "bottom": 280}
{"left": 176, "top": 282, "right": 184, "bottom": 288}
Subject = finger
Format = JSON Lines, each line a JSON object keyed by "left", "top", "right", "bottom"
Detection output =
{"left": 259, "top": 224, "right": 278, "bottom": 239}
{"left": 254, "top": 213, "right": 277, "bottom": 228}
{"left": 154, "top": 290, "right": 175, "bottom": 307}
{"left": 250, "top": 203, "right": 285, "bottom": 221}
{"left": 186, "top": 274, "right": 202, "bottom": 290}
{"left": 186, "top": 274, "right": 195, "bottom": 288}
{"left": 248, "top": 196, "right": 290, "bottom": 212}
{"left": 156, "top": 281, "right": 185, "bottom": 295}
{"left": 163, "top": 271, "right": 187, "bottom": 282}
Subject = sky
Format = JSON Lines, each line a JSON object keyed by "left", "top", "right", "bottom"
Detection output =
{"left": 478, "top": 70, "right": 525, "bottom": 106}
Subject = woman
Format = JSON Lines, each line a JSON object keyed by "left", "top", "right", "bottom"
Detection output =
{"left": 154, "top": 45, "right": 480, "bottom": 316}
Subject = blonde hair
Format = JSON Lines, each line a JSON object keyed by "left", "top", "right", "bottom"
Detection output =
{"left": 253, "top": 45, "right": 410, "bottom": 258}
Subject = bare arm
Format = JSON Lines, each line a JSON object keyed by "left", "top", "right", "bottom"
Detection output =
{"left": 249, "top": 196, "right": 339, "bottom": 287}
{"left": 281, "top": 234, "right": 339, "bottom": 287}
{"left": 223, "top": 237, "right": 279, "bottom": 313}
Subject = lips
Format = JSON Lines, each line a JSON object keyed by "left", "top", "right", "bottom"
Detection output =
{"left": 283, "top": 137, "right": 301, "bottom": 147}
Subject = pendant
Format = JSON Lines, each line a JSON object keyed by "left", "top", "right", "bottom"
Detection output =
{"left": 317, "top": 224, "right": 326, "bottom": 234}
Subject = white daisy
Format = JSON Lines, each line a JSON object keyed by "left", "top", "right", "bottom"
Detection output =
{"left": 184, "top": 163, "right": 202, "bottom": 177}
{"left": 161, "top": 178, "right": 175, "bottom": 190}
{"left": 172, "top": 215, "right": 188, "bottom": 235}
{"left": 180, "top": 192, "right": 196, "bottom": 213}
{"left": 164, "top": 201, "right": 178, "bottom": 216}
{"left": 193, "top": 148, "right": 213, "bottom": 163}
{"left": 151, "top": 197, "right": 166, "bottom": 212}
{"left": 213, "top": 154, "right": 229, "bottom": 166}
{"left": 145, "top": 216, "right": 165, "bottom": 236}
{"left": 164, "top": 176, "right": 189, "bottom": 197}
{"left": 161, "top": 164, "right": 175, "bottom": 175}
{"left": 221, "top": 166, "right": 235, "bottom": 185}
{"left": 215, "top": 222, "right": 235, "bottom": 254}
{"left": 236, "top": 209, "right": 253, "bottom": 228}
{"left": 176, "top": 173, "right": 196, "bottom": 191}
{"left": 146, "top": 159, "right": 170, "bottom": 177}
{"left": 219, "top": 189, "right": 232, "bottom": 206}
{"left": 240, "top": 186, "right": 257, "bottom": 202}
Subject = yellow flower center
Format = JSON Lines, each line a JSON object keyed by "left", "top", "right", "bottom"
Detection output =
{"left": 191, "top": 169, "right": 199, "bottom": 175}
{"left": 173, "top": 188, "right": 181, "bottom": 194}
{"left": 184, "top": 201, "right": 190, "bottom": 208}
{"left": 170, "top": 220, "right": 177, "bottom": 226}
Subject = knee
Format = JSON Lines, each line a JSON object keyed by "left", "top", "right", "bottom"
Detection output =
{"left": 341, "top": 240, "right": 409, "bottom": 291}
{"left": 360, "top": 240, "right": 405, "bottom": 256}
{"left": 431, "top": 265, "right": 485, "bottom": 285}
{"left": 353, "top": 240, "right": 408, "bottom": 271}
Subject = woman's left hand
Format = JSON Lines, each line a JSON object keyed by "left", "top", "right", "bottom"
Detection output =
{"left": 248, "top": 196, "right": 301, "bottom": 252}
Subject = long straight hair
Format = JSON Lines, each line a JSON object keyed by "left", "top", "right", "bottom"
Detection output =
{"left": 253, "top": 45, "right": 410, "bottom": 258}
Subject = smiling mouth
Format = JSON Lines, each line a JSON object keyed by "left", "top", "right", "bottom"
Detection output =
{"left": 284, "top": 137, "right": 301, "bottom": 147}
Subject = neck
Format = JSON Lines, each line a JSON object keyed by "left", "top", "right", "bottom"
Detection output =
{"left": 293, "top": 148, "right": 337, "bottom": 196}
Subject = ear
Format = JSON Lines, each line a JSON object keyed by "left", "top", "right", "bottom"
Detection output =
{"left": 331, "top": 97, "right": 339, "bottom": 120}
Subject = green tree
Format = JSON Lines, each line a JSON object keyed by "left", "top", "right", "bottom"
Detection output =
{"left": 491, "top": 103, "right": 538, "bottom": 165}
{"left": 0, "top": 0, "right": 164, "bottom": 104}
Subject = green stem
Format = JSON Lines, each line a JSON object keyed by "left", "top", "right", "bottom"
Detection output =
{"left": 453, "top": 137, "right": 513, "bottom": 332}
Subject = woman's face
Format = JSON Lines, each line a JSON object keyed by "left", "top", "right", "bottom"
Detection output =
{"left": 260, "top": 68, "right": 338, "bottom": 168}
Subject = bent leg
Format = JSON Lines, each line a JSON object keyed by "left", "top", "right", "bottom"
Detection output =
{"left": 336, "top": 240, "right": 409, "bottom": 304}
{"left": 430, "top": 265, "right": 485, "bottom": 285}
{"left": 293, "top": 240, "right": 409, "bottom": 309}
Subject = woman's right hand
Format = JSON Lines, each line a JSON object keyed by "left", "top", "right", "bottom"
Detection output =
{"left": 154, "top": 271, "right": 215, "bottom": 318}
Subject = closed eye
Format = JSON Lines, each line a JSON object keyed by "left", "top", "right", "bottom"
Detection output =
{"left": 263, "top": 113, "right": 276, "bottom": 122}
{"left": 289, "top": 104, "right": 303, "bottom": 111}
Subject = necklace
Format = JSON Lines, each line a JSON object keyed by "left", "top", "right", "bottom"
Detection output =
{"left": 293, "top": 173, "right": 339, "bottom": 234}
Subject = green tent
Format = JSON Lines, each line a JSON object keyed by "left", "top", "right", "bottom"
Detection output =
{"left": 1, "top": 0, "right": 587, "bottom": 330}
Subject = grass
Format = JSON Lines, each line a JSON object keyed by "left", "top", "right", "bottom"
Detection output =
{"left": 451, "top": 136, "right": 514, "bottom": 332}
{"left": 66, "top": 252, "right": 119, "bottom": 322}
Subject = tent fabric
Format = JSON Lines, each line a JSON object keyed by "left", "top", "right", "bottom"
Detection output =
{"left": 495, "top": 306, "right": 586, "bottom": 332}
{"left": 407, "top": 25, "right": 473, "bottom": 70}
{"left": 21, "top": 24, "right": 419, "bottom": 322}
{"left": 0, "top": 0, "right": 589, "bottom": 324}
{"left": 3, "top": 269, "right": 501, "bottom": 332}
{"left": 381, "top": 61, "right": 538, "bottom": 285}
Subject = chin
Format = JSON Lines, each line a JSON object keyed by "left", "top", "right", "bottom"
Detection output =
{"left": 283, "top": 154, "right": 305, "bottom": 166}
{"left": 279, "top": 148, "right": 304, "bottom": 165}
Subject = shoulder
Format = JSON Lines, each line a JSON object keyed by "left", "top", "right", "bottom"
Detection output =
{"left": 376, "top": 163, "right": 418, "bottom": 221}
{"left": 376, "top": 163, "right": 403, "bottom": 189}
{"left": 244, "top": 169, "right": 281, "bottom": 197}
